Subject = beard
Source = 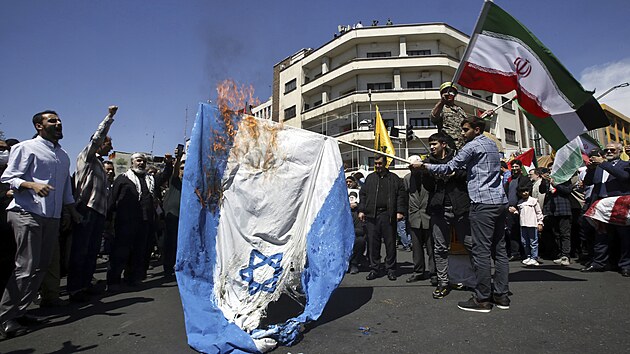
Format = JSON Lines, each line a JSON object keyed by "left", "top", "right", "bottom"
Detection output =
{"left": 132, "top": 167, "right": 146, "bottom": 175}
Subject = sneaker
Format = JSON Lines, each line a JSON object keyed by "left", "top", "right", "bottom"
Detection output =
{"left": 450, "top": 282, "right": 465, "bottom": 290}
{"left": 492, "top": 294, "right": 510, "bottom": 310}
{"left": 521, "top": 258, "right": 532, "bottom": 265}
{"left": 432, "top": 284, "right": 451, "bottom": 299}
{"left": 554, "top": 256, "right": 570, "bottom": 266}
{"left": 457, "top": 296, "right": 493, "bottom": 313}
{"left": 366, "top": 271, "right": 378, "bottom": 280}
{"left": 528, "top": 259, "right": 540, "bottom": 266}
{"left": 387, "top": 272, "right": 397, "bottom": 281}
{"left": 349, "top": 265, "right": 359, "bottom": 274}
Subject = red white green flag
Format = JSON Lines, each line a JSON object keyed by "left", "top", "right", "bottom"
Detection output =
{"left": 454, "top": 1, "right": 609, "bottom": 150}
{"left": 508, "top": 148, "right": 537, "bottom": 174}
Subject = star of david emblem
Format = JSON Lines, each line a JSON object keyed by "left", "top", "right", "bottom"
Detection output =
{"left": 239, "top": 249, "right": 284, "bottom": 295}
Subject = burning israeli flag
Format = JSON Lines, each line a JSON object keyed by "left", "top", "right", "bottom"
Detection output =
{"left": 176, "top": 102, "right": 354, "bottom": 353}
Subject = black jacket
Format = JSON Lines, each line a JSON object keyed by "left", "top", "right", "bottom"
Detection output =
{"left": 358, "top": 169, "right": 407, "bottom": 221}
{"left": 421, "top": 151, "right": 470, "bottom": 217}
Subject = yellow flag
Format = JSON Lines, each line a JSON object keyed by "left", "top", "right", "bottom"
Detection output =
{"left": 374, "top": 105, "right": 396, "bottom": 168}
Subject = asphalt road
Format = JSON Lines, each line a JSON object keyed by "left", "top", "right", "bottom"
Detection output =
{"left": 2, "top": 250, "right": 630, "bottom": 354}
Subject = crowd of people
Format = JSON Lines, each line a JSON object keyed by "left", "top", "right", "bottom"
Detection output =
{"left": 0, "top": 106, "right": 185, "bottom": 339}
{"left": 345, "top": 82, "right": 630, "bottom": 313}
{"left": 0, "top": 82, "right": 628, "bottom": 340}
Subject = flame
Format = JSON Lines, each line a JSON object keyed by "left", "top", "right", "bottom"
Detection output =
{"left": 203, "top": 80, "right": 262, "bottom": 211}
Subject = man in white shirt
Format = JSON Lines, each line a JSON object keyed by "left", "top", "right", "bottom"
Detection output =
{"left": 0, "top": 110, "right": 79, "bottom": 339}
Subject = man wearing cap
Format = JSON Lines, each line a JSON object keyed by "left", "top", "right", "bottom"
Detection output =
{"left": 431, "top": 82, "right": 468, "bottom": 151}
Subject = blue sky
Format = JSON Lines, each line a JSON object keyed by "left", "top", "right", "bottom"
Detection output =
{"left": 1, "top": 0, "right": 629, "bottom": 165}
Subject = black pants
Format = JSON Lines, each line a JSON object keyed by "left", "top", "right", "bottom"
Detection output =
{"left": 163, "top": 213, "right": 179, "bottom": 274}
{"left": 505, "top": 212, "right": 522, "bottom": 258}
{"left": 366, "top": 211, "right": 397, "bottom": 273}
{"left": 550, "top": 215, "right": 571, "bottom": 257}
{"left": 108, "top": 220, "right": 150, "bottom": 285}
{"left": 409, "top": 226, "right": 435, "bottom": 275}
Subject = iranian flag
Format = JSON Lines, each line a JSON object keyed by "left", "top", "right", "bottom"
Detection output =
{"left": 454, "top": 1, "right": 609, "bottom": 150}
{"left": 508, "top": 148, "right": 536, "bottom": 174}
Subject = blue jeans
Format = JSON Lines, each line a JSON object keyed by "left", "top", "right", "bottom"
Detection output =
{"left": 520, "top": 226, "right": 539, "bottom": 259}
{"left": 397, "top": 220, "right": 411, "bottom": 248}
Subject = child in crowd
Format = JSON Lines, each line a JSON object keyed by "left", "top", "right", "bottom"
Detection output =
{"left": 514, "top": 180, "right": 544, "bottom": 266}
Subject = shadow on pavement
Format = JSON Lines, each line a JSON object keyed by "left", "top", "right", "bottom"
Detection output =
{"left": 509, "top": 269, "right": 587, "bottom": 282}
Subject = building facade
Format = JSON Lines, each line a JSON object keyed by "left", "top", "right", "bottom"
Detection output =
{"left": 587, "top": 104, "right": 630, "bottom": 147}
{"left": 263, "top": 23, "right": 553, "bottom": 172}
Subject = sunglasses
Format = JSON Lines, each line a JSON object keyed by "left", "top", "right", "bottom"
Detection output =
{"left": 605, "top": 148, "right": 617, "bottom": 153}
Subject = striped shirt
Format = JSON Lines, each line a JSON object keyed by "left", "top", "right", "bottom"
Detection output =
{"left": 426, "top": 134, "right": 508, "bottom": 205}
{"left": 74, "top": 114, "right": 114, "bottom": 216}
{"left": 1, "top": 136, "right": 74, "bottom": 218}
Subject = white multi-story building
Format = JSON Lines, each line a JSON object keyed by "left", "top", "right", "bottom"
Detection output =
{"left": 263, "top": 22, "right": 551, "bottom": 172}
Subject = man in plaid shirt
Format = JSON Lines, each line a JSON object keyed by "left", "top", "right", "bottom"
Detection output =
{"left": 413, "top": 116, "right": 509, "bottom": 313}
{"left": 67, "top": 106, "right": 118, "bottom": 302}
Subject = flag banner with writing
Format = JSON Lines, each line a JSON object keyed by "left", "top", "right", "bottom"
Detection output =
{"left": 177, "top": 103, "right": 354, "bottom": 353}
{"left": 454, "top": 1, "right": 609, "bottom": 150}
{"left": 374, "top": 105, "right": 396, "bottom": 168}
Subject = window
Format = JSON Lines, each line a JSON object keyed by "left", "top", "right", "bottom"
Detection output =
{"left": 383, "top": 119, "right": 394, "bottom": 129}
{"left": 504, "top": 128, "right": 517, "bottom": 143}
{"left": 284, "top": 106, "right": 296, "bottom": 119}
{"left": 284, "top": 79, "right": 296, "bottom": 94}
{"left": 410, "top": 118, "right": 435, "bottom": 128}
{"left": 407, "top": 81, "right": 432, "bottom": 89}
{"left": 407, "top": 49, "right": 431, "bottom": 56}
{"left": 367, "top": 82, "right": 393, "bottom": 91}
{"left": 502, "top": 96, "right": 514, "bottom": 111}
{"left": 367, "top": 51, "right": 391, "bottom": 58}
{"left": 314, "top": 100, "right": 322, "bottom": 107}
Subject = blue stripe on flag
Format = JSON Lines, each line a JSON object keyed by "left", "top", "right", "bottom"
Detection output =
{"left": 177, "top": 103, "right": 259, "bottom": 353}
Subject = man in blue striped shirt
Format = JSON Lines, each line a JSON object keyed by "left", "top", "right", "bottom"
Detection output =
{"left": 413, "top": 116, "right": 509, "bottom": 313}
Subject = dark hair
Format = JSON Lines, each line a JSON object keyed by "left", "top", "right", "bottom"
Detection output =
{"left": 501, "top": 161, "right": 508, "bottom": 169}
{"left": 531, "top": 168, "right": 542, "bottom": 176}
{"left": 103, "top": 160, "right": 114, "bottom": 166}
{"left": 511, "top": 159, "right": 523, "bottom": 167}
{"left": 5, "top": 138, "right": 19, "bottom": 146}
{"left": 349, "top": 191, "right": 358, "bottom": 198}
{"left": 353, "top": 172, "right": 364, "bottom": 179}
{"left": 428, "top": 132, "right": 450, "bottom": 144}
{"left": 32, "top": 110, "right": 58, "bottom": 127}
{"left": 346, "top": 175, "right": 356, "bottom": 182}
{"left": 374, "top": 154, "right": 386, "bottom": 161}
{"left": 540, "top": 167, "right": 550, "bottom": 174}
{"left": 461, "top": 116, "right": 486, "bottom": 132}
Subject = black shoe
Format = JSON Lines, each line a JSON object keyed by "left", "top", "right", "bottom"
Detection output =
{"left": 457, "top": 296, "right": 493, "bottom": 313}
{"left": 387, "top": 272, "right": 397, "bottom": 281}
{"left": 450, "top": 282, "right": 465, "bottom": 291}
{"left": 405, "top": 274, "right": 425, "bottom": 283}
{"left": 432, "top": 284, "right": 451, "bottom": 299}
{"left": 580, "top": 265, "right": 606, "bottom": 273}
{"left": 349, "top": 265, "right": 359, "bottom": 274}
{"left": 16, "top": 314, "right": 47, "bottom": 325}
{"left": 621, "top": 269, "right": 630, "bottom": 277}
{"left": 39, "top": 298, "right": 68, "bottom": 308}
{"left": 366, "top": 271, "right": 378, "bottom": 280}
{"left": 492, "top": 294, "right": 510, "bottom": 310}
{"left": 1, "top": 319, "right": 28, "bottom": 339}
{"left": 69, "top": 290, "right": 90, "bottom": 303}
